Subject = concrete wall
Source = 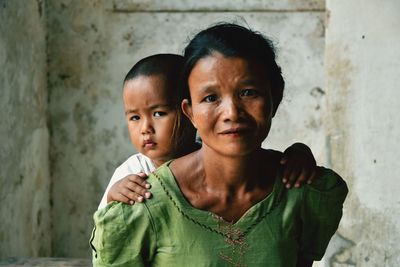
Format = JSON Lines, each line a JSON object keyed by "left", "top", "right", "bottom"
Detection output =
{"left": 46, "top": 0, "right": 326, "bottom": 257}
{"left": 0, "top": 0, "right": 51, "bottom": 257}
{"left": 323, "top": 0, "right": 400, "bottom": 266}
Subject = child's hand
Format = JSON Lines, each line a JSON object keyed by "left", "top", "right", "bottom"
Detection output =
{"left": 106, "top": 173, "right": 152, "bottom": 205}
{"left": 281, "top": 143, "right": 317, "bottom": 189}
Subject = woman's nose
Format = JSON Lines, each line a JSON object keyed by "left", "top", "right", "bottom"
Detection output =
{"left": 221, "top": 98, "right": 242, "bottom": 122}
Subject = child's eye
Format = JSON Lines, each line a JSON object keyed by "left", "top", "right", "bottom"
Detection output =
{"left": 203, "top": 94, "right": 217, "bottom": 103}
{"left": 239, "top": 89, "right": 259, "bottom": 97}
{"left": 130, "top": 115, "right": 140, "bottom": 121}
{"left": 153, "top": 111, "right": 167, "bottom": 117}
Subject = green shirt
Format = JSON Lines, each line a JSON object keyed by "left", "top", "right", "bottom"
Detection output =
{"left": 91, "top": 163, "right": 347, "bottom": 267}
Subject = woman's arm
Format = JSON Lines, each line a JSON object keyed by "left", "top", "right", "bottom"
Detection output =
{"left": 299, "top": 167, "right": 348, "bottom": 262}
{"left": 296, "top": 255, "right": 313, "bottom": 267}
{"left": 91, "top": 202, "right": 156, "bottom": 266}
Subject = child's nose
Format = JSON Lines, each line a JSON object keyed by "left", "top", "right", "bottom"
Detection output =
{"left": 141, "top": 119, "right": 154, "bottom": 134}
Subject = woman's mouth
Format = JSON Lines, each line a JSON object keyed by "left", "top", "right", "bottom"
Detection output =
{"left": 219, "top": 127, "right": 252, "bottom": 137}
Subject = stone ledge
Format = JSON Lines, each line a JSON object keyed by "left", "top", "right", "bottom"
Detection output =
{"left": 110, "top": 0, "right": 325, "bottom": 12}
{"left": 0, "top": 258, "right": 91, "bottom": 267}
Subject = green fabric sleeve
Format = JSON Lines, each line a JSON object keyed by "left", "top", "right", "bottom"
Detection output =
{"left": 90, "top": 201, "right": 157, "bottom": 266}
{"left": 299, "top": 167, "right": 348, "bottom": 260}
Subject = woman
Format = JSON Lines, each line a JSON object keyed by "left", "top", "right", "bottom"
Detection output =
{"left": 91, "top": 23, "right": 348, "bottom": 267}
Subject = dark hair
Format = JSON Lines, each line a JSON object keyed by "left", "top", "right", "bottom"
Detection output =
{"left": 181, "top": 23, "right": 284, "bottom": 114}
{"left": 124, "top": 54, "right": 197, "bottom": 157}
{"left": 124, "top": 54, "right": 184, "bottom": 100}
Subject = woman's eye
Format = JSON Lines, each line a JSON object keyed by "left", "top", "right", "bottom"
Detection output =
{"left": 130, "top": 115, "right": 140, "bottom": 121}
{"left": 154, "top": 111, "right": 167, "bottom": 117}
{"left": 240, "top": 89, "right": 259, "bottom": 97}
{"left": 203, "top": 95, "right": 217, "bottom": 103}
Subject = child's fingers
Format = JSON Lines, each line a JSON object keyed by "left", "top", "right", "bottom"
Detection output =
{"left": 114, "top": 192, "right": 133, "bottom": 205}
{"left": 281, "top": 164, "right": 293, "bottom": 183}
{"left": 286, "top": 167, "right": 301, "bottom": 189}
{"left": 307, "top": 169, "right": 317, "bottom": 184}
{"left": 121, "top": 187, "right": 146, "bottom": 203}
{"left": 127, "top": 174, "right": 151, "bottom": 189}
{"left": 124, "top": 180, "right": 152, "bottom": 199}
{"left": 137, "top": 172, "right": 149, "bottom": 179}
{"left": 294, "top": 169, "right": 309, "bottom": 188}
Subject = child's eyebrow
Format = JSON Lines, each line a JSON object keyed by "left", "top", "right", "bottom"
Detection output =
{"left": 124, "top": 104, "right": 173, "bottom": 115}
{"left": 125, "top": 109, "right": 137, "bottom": 115}
{"left": 149, "top": 104, "right": 172, "bottom": 110}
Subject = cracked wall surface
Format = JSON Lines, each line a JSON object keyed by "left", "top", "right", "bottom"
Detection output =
{"left": 0, "top": 0, "right": 51, "bottom": 257}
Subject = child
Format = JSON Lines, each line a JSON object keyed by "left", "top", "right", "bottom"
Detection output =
{"left": 98, "top": 53, "right": 317, "bottom": 210}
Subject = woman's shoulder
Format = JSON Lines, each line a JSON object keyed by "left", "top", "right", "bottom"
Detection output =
{"left": 96, "top": 164, "right": 178, "bottom": 222}
{"left": 282, "top": 165, "right": 348, "bottom": 211}
{"left": 285, "top": 166, "right": 348, "bottom": 213}
{"left": 168, "top": 151, "right": 203, "bottom": 186}
{"left": 308, "top": 166, "right": 348, "bottom": 194}
{"left": 141, "top": 163, "right": 176, "bottom": 205}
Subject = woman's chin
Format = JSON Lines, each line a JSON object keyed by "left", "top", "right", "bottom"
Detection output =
{"left": 213, "top": 143, "right": 262, "bottom": 158}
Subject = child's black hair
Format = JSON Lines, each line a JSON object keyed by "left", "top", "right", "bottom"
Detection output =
{"left": 124, "top": 54, "right": 197, "bottom": 158}
{"left": 125, "top": 54, "right": 182, "bottom": 87}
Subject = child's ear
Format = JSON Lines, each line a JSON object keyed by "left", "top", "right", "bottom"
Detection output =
{"left": 181, "top": 99, "right": 196, "bottom": 128}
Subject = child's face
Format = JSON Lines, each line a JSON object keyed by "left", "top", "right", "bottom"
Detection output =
{"left": 123, "top": 75, "right": 177, "bottom": 166}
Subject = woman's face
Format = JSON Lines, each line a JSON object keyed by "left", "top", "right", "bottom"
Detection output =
{"left": 183, "top": 52, "right": 274, "bottom": 157}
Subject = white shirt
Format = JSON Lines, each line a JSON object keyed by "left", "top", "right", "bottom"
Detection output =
{"left": 98, "top": 153, "right": 156, "bottom": 210}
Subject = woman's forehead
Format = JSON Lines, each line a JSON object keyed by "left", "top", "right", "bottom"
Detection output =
{"left": 189, "top": 53, "right": 269, "bottom": 86}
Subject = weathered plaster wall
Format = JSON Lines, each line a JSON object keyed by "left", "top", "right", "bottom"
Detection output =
{"left": 47, "top": 0, "right": 327, "bottom": 257}
{"left": 0, "top": 0, "right": 51, "bottom": 257}
{"left": 47, "top": 0, "right": 112, "bottom": 257}
{"left": 324, "top": 0, "right": 400, "bottom": 266}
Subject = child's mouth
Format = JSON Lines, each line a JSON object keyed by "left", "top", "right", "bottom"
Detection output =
{"left": 143, "top": 140, "right": 156, "bottom": 148}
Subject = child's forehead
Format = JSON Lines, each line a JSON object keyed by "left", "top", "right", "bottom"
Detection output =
{"left": 126, "top": 73, "right": 179, "bottom": 97}
{"left": 123, "top": 75, "right": 177, "bottom": 105}
{"left": 124, "top": 74, "right": 170, "bottom": 91}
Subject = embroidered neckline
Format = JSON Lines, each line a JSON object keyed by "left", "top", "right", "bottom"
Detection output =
{"left": 152, "top": 164, "right": 284, "bottom": 241}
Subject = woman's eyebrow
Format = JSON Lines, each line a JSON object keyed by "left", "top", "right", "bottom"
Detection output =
{"left": 198, "top": 83, "right": 219, "bottom": 93}
{"left": 239, "top": 77, "right": 259, "bottom": 85}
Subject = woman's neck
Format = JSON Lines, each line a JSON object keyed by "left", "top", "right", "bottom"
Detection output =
{"left": 170, "top": 144, "right": 276, "bottom": 222}
{"left": 199, "top": 145, "right": 264, "bottom": 193}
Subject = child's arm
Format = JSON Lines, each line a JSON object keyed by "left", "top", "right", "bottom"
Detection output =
{"left": 107, "top": 173, "right": 152, "bottom": 205}
{"left": 107, "top": 142, "right": 317, "bottom": 204}
{"left": 280, "top": 142, "right": 317, "bottom": 189}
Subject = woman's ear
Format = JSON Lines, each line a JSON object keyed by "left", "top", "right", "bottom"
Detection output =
{"left": 181, "top": 99, "right": 196, "bottom": 128}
